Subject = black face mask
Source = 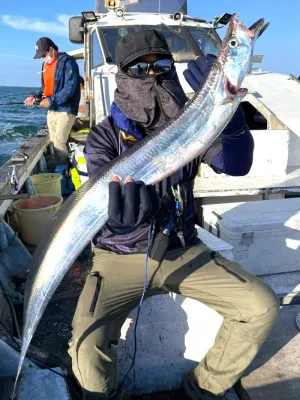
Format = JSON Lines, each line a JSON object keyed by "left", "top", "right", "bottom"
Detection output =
{"left": 114, "top": 66, "right": 188, "bottom": 134}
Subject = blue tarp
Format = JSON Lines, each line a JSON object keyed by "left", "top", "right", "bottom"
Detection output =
{"left": 0, "top": 219, "right": 31, "bottom": 300}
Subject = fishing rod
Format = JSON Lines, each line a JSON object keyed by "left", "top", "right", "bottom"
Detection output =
{"left": 0, "top": 98, "right": 42, "bottom": 106}
{"left": 0, "top": 101, "right": 26, "bottom": 106}
{"left": 0, "top": 101, "right": 42, "bottom": 106}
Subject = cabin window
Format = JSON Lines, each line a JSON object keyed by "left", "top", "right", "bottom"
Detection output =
{"left": 241, "top": 102, "right": 267, "bottom": 130}
{"left": 99, "top": 25, "right": 221, "bottom": 64}
{"left": 189, "top": 26, "right": 221, "bottom": 56}
{"left": 92, "top": 30, "right": 104, "bottom": 69}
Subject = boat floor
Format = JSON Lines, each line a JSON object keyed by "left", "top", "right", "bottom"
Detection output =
{"left": 14, "top": 247, "right": 92, "bottom": 373}
{"left": 13, "top": 247, "right": 300, "bottom": 400}
{"left": 237, "top": 304, "right": 300, "bottom": 400}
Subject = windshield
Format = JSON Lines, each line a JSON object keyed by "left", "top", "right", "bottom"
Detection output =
{"left": 100, "top": 25, "right": 221, "bottom": 64}
{"left": 97, "top": 0, "right": 188, "bottom": 14}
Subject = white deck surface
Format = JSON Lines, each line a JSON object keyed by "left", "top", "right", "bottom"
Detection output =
{"left": 195, "top": 168, "right": 300, "bottom": 197}
{"left": 244, "top": 73, "right": 300, "bottom": 137}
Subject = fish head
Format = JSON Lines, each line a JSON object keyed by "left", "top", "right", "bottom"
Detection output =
{"left": 218, "top": 14, "right": 265, "bottom": 99}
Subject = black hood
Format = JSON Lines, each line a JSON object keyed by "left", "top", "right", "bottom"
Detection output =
{"left": 114, "top": 30, "right": 188, "bottom": 134}
{"left": 115, "top": 29, "right": 172, "bottom": 68}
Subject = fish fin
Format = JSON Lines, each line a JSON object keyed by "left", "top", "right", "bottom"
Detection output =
{"left": 258, "top": 22, "right": 270, "bottom": 38}
{"left": 248, "top": 18, "right": 265, "bottom": 37}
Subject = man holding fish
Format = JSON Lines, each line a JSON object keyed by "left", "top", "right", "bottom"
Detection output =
{"left": 67, "top": 26, "right": 279, "bottom": 399}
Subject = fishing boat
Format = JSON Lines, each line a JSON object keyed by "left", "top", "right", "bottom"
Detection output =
{"left": 0, "top": 1, "right": 300, "bottom": 399}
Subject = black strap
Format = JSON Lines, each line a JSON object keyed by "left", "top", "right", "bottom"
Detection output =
{"left": 181, "top": 179, "right": 195, "bottom": 191}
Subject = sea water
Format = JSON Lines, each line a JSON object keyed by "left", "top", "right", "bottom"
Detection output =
{"left": 0, "top": 86, "right": 47, "bottom": 166}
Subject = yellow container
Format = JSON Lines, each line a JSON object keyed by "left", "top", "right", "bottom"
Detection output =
{"left": 30, "top": 173, "right": 62, "bottom": 195}
{"left": 13, "top": 195, "right": 63, "bottom": 245}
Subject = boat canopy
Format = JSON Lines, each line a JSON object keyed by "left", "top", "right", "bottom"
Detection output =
{"left": 67, "top": 48, "right": 84, "bottom": 60}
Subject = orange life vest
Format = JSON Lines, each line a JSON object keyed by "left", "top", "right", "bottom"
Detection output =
{"left": 43, "top": 58, "right": 58, "bottom": 97}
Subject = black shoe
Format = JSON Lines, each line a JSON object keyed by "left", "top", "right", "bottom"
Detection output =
{"left": 116, "top": 389, "right": 130, "bottom": 400}
{"left": 182, "top": 371, "right": 226, "bottom": 400}
{"left": 81, "top": 388, "right": 130, "bottom": 400}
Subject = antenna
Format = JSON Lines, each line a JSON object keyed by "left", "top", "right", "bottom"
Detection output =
{"left": 179, "top": 1, "right": 188, "bottom": 14}
{"left": 95, "top": 0, "right": 101, "bottom": 13}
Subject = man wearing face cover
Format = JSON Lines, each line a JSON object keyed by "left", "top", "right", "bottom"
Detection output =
{"left": 69, "top": 30, "right": 279, "bottom": 400}
{"left": 24, "top": 37, "right": 80, "bottom": 165}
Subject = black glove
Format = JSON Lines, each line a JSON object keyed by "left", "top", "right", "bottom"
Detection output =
{"left": 183, "top": 54, "right": 217, "bottom": 92}
{"left": 107, "top": 180, "right": 159, "bottom": 233}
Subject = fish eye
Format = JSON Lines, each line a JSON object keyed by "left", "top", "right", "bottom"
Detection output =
{"left": 228, "top": 37, "right": 239, "bottom": 48}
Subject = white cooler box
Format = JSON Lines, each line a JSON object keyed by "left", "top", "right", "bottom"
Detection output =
{"left": 202, "top": 198, "right": 300, "bottom": 275}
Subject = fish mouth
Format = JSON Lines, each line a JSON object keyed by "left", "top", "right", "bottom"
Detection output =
{"left": 226, "top": 78, "right": 248, "bottom": 97}
{"left": 226, "top": 78, "right": 238, "bottom": 95}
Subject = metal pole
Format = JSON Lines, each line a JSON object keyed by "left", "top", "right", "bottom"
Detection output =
{"left": 95, "top": 0, "right": 101, "bottom": 13}
{"left": 0, "top": 193, "right": 30, "bottom": 200}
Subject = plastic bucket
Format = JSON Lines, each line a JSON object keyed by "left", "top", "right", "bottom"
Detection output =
{"left": 30, "top": 173, "right": 62, "bottom": 195}
{"left": 13, "top": 195, "right": 63, "bottom": 245}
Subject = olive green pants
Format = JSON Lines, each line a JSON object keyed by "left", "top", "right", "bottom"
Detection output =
{"left": 69, "top": 243, "right": 279, "bottom": 399}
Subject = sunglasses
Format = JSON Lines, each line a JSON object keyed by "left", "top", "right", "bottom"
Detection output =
{"left": 126, "top": 58, "right": 173, "bottom": 77}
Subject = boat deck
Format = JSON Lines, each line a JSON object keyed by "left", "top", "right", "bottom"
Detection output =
{"left": 237, "top": 304, "right": 300, "bottom": 400}
{"left": 12, "top": 249, "right": 299, "bottom": 400}
{"left": 1, "top": 131, "right": 299, "bottom": 399}
{"left": 0, "top": 131, "right": 50, "bottom": 214}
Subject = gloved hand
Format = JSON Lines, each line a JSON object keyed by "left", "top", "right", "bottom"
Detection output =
{"left": 183, "top": 54, "right": 217, "bottom": 92}
{"left": 107, "top": 177, "right": 159, "bottom": 233}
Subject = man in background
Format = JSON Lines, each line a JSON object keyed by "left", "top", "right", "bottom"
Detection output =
{"left": 24, "top": 37, "right": 80, "bottom": 165}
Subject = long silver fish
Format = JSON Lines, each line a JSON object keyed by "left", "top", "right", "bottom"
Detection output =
{"left": 15, "top": 14, "right": 265, "bottom": 389}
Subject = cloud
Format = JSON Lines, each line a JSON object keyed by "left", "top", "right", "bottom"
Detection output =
{"left": 0, "top": 14, "right": 71, "bottom": 37}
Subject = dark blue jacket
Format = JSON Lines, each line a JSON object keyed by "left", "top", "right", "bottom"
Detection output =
{"left": 36, "top": 52, "right": 80, "bottom": 115}
{"left": 84, "top": 103, "right": 254, "bottom": 254}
